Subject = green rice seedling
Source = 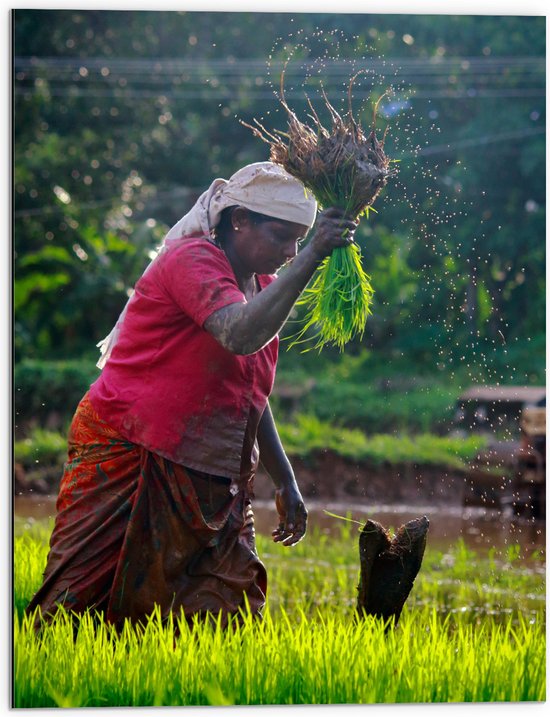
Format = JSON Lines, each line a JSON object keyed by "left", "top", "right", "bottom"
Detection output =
{"left": 14, "top": 520, "right": 545, "bottom": 624}
{"left": 242, "top": 72, "right": 395, "bottom": 351}
{"left": 13, "top": 523, "right": 51, "bottom": 619}
{"left": 14, "top": 519, "right": 546, "bottom": 707}
{"left": 14, "top": 604, "right": 545, "bottom": 707}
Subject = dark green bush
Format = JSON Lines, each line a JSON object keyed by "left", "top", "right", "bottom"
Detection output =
{"left": 14, "top": 359, "right": 99, "bottom": 429}
{"left": 310, "top": 379, "right": 457, "bottom": 434}
{"left": 272, "top": 347, "right": 462, "bottom": 434}
{"left": 271, "top": 376, "right": 458, "bottom": 435}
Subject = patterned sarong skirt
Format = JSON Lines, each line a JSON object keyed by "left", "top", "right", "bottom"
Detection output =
{"left": 26, "top": 394, "right": 267, "bottom": 628}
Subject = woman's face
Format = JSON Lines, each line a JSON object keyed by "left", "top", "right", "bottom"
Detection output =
{"left": 232, "top": 212, "right": 310, "bottom": 275}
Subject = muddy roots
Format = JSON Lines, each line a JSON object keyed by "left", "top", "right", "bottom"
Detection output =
{"left": 241, "top": 73, "right": 394, "bottom": 218}
{"left": 356, "top": 516, "right": 429, "bottom": 627}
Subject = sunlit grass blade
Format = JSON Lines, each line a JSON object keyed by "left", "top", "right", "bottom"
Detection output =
{"left": 14, "top": 521, "right": 546, "bottom": 708}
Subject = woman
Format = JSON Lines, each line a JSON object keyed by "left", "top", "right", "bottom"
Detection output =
{"left": 27, "top": 162, "right": 357, "bottom": 628}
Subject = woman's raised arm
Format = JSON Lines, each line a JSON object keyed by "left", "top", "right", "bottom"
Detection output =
{"left": 204, "top": 209, "right": 357, "bottom": 354}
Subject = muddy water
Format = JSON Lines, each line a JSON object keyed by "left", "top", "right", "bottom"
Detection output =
{"left": 254, "top": 501, "right": 546, "bottom": 558}
{"left": 14, "top": 494, "right": 545, "bottom": 560}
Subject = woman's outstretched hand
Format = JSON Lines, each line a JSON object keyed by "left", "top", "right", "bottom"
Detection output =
{"left": 272, "top": 484, "right": 308, "bottom": 547}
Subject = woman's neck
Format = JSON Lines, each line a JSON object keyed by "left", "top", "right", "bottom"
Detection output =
{"left": 222, "top": 243, "right": 256, "bottom": 298}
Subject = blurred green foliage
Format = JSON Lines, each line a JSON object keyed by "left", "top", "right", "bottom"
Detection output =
{"left": 292, "top": 379, "right": 457, "bottom": 434}
{"left": 14, "top": 429, "right": 68, "bottom": 471}
{"left": 14, "top": 359, "right": 99, "bottom": 431}
{"left": 277, "top": 414, "right": 485, "bottom": 467}
{"left": 13, "top": 10, "right": 545, "bottom": 387}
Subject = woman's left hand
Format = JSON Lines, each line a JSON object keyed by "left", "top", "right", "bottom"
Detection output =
{"left": 272, "top": 484, "right": 308, "bottom": 546}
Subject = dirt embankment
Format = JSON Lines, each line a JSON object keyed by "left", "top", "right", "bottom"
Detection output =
{"left": 14, "top": 463, "right": 60, "bottom": 497}
{"left": 256, "top": 451, "right": 468, "bottom": 505}
{"left": 14, "top": 450, "right": 469, "bottom": 505}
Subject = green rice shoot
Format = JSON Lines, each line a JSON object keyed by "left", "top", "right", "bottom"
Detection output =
{"left": 242, "top": 71, "right": 395, "bottom": 351}
{"left": 13, "top": 518, "right": 546, "bottom": 707}
{"left": 294, "top": 240, "right": 374, "bottom": 350}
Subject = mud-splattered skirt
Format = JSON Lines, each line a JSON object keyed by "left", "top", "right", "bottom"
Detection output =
{"left": 26, "top": 394, "right": 267, "bottom": 628}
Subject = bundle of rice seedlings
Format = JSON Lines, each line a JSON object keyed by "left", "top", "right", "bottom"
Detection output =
{"left": 242, "top": 73, "right": 395, "bottom": 351}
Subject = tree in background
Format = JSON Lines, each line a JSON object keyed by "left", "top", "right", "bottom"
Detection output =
{"left": 13, "top": 10, "right": 545, "bottom": 384}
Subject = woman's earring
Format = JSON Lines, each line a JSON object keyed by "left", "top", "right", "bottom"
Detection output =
{"left": 234, "top": 226, "right": 240, "bottom": 231}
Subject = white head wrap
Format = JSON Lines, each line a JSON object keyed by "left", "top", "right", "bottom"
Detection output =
{"left": 96, "top": 162, "right": 317, "bottom": 368}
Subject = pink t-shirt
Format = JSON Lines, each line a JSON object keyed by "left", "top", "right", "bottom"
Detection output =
{"left": 88, "top": 237, "right": 279, "bottom": 482}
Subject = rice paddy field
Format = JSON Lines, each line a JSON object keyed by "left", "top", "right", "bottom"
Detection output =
{"left": 13, "top": 514, "right": 546, "bottom": 709}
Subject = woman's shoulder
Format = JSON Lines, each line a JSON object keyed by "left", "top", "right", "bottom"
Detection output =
{"left": 158, "top": 236, "right": 228, "bottom": 268}
{"left": 163, "top": 235, "right": 222, "bottom": 257}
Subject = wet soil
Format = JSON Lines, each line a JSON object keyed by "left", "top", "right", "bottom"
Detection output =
{"left": 253, "top": 451, "right": 471, "bottom": 505}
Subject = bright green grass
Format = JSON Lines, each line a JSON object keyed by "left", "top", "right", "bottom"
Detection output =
{"left": 14, "top": 518, "right": 546, "bottom": 707}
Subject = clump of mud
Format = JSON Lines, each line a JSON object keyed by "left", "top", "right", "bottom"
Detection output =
{"left": 356, "top": 515, "right": 429, "bottom": 626}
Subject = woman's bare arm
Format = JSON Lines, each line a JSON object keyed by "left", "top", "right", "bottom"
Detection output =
{"left": 256, "top": 401, "right": 307, "bottom": 546}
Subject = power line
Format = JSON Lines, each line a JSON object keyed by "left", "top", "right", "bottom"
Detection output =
{"left": 13, "top": 55, "right": 545, "bottom": 71}
{"left": 13, "top": 54, "right": 544, "bottom": 104}
{"left": 13, "top": 52, "right": 544, "bottom": 119}
{"left": 14, "top": 71, "right": 544, "bottom": 85}
{"left": 14, "top": 196, "right": 116, "bottom": 218}
{"left": 13, "top": 56, "right": 544, "bottom": 88}
{"left": 13, "top": 87, "right": 545, "bottom": 101}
